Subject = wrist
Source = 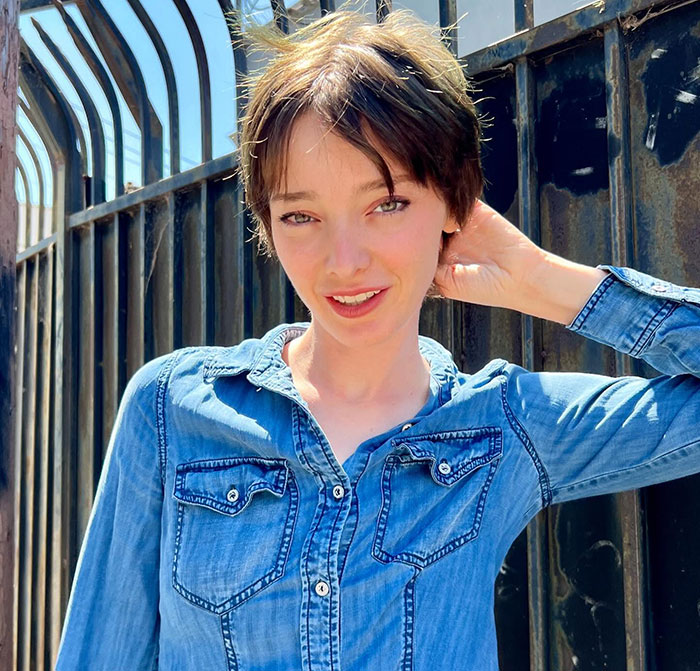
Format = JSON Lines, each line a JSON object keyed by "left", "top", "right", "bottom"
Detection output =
{"left": 519, "top": 252, "right": 608, "bottom": 324}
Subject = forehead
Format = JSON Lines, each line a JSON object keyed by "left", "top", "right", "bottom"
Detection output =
{"left": 270, "top": 112, "right": 404, "bottom": 194}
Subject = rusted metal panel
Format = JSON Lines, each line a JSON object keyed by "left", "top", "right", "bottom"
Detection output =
{"left": 624, "top": 3, "right": 700, "bottom": 668}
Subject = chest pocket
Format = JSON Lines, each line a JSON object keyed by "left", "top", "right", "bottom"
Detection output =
{"left": 172, "top": 457, "right": 298, "bottom": 614}
{"left": 372, "top": 428, "right": 502, "bottom": 569}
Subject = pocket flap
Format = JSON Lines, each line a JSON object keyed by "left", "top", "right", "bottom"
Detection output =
{"left": 391, "top": 428, "right": 502, "bottom": 486}
{"left": 173, "top": 457, "right": 289, "bottom": 516}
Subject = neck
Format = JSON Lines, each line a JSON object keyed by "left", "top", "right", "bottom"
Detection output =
{"left": 284, "top": 320, "right": 430, "bottom": 406}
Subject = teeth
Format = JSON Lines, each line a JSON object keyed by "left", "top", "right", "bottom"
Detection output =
{"left": 332, "top": 290, "right": 381, "bottom": 305}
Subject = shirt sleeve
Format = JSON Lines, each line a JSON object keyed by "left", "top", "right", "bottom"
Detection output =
{"left": 503, "top": 266, "right": 700, "bottom": 511}
{"left": 55, "top": 352, "right": 176, "bottom": 671}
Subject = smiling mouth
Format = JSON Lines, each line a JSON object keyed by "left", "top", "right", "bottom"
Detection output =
{"left": 330, "top": 290, "right": 382, "bottom": 305}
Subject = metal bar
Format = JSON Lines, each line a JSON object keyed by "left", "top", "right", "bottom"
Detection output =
{"left": 439, "top": 0, "right": 458, "bottom": 55}
{"left": 76, "top": 0, "right": 163, "bottom": 185}
{"left": 126, "top": 204, "right": 146, "bottom": 377}
{"left": 172, "top": 0, "right": 212, "bottom": 164}
{"left": 199, "top": 181, "right": 211, "bottom": 344}
{"left": 19, "top": 258, "right": 38, "bottom": 671}
{"left": 16, "top": 233, "right": 58, "bottom": 265}
{"left": 76, "top": 225, "right": 96, "bottom": 543}
{"left": 32, "top": 17, "right": 107, "bottom": 205}
{"left": 604, "top": 21, "right": 648, "bottom": 671}
{"left": 515, "top": 55, "right": 548, "bottom": 671}
{"left": 16, "top": 160, "right": 32, "bottom": 250}
{"left": 18, "top": 46, "right": 83, "bottom": 214}
{"left": 33, "top": 250, "right": 52, "bottom": 671}
{"left": 376, "top": 0, "right": 391, "bottom": 23}
{"left": 270, "top": 0, "right": 289, "bottom": 32}
{"left": 125, "top": 0, "right": 180, "bottom": 176}
{"left": 51, "top": 0, "right": 125, "bottom": 197}
{"left": 514, "top": 0, "right": 534, "bottom": 32}
{"left": 17, "top": 127, "right": 45, "bottom": 247}
{"left": 217, "top": 0, "right": 248, "bottom": 137}
{"left": 464, "top": 0, "right": 686, "bottom": 75}
{"left": 12, "top": 265, "right": 26, "bottom": 671}
{"left": 68, "top": 152, "right": 237, "bottom": 228}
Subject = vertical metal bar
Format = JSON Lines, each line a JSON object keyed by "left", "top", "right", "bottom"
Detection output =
{"left": 439, "top": 0, "right": 458, "bottom": 55}
{"left": 51, "top": 0, "right": 126, "bottom": 197}
{"left": 514, "top": 0, "right": 535, "bottom": 32}
{"left": 126, "top": 204, "right": 146, "bottom": 377}
{"left": 199, "top": 181, "right": 212, "bottom": 344}
{"left": 12, "top": 265, "right": 26, "bottom": 671}
{"left": 32, "top": 18, "right": 107, "bottom": 205}
{"left": 376, "top": 0, "right": 391, "bottom": 23}
{"left": 515, "top": 55, "right": 548, "bottom": 671}
{"left": 20, "top": 259, "right": 39, "bottom": 671}
{"left": 17, "top": 129, "right": 45, "bottom": 247}
{"left": 217, "top": 0, "right": 248, "bottom": 138}
{"left": 270, "top": 0, "right": 289, "bottom": 32}
{"left": 33, "top": 250, "right": 52, "bottom": 671}
{"left": 100, "top": 215, "right": 120, "bottom": 454}
{"left": 604, "top": 21, "right": 647, "bottom": 671}
{"left": 126, "top": 0, "right": 180, "bottom": 175}
{"left": 76, "top": 224, "right": 96, "bottom": 542}
{"left": 173, "top": 0, "right": 212, "bottom": 163}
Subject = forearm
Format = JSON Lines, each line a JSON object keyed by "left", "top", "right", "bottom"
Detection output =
{"left": 512, "top": 251, "right": 608, "bottom": 325}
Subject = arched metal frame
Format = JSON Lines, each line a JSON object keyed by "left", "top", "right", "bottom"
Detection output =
{"left": 12, "top": 1, "right": 700, "bottom": 670}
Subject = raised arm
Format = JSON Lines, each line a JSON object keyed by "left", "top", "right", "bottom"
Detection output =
{"left": 435, "top": 200, "right": 700, "bottom": 509}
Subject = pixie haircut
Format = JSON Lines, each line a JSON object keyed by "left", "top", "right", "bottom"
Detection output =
{"left": 239, "top": 9, "right": 483, "bottom": 255}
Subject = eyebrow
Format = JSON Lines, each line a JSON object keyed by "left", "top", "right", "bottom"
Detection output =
{"left": 270, "top": 174, "right": 414, "bottom": 204}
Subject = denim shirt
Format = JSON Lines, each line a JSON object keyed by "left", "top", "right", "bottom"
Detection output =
{"left": 55, "top": 266, "right": 700, "bottom": 671}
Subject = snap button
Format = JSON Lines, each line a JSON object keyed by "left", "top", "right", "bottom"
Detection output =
{"left": 226, "top": 487, "right": 239, "bottom": 503}
{"left": 332, "top": 485, "right": 345, "bottom": 499}
{"left": 437, "top": 461, "right": 452, "bottom": 475}
{"left": 314, "top": 580, "right": 330, "bottom": 597}
{"left": 401, "top": 423, "right": 413, "bottom": 432}
{"left": 651, "top": 283, "right": 668, "bottom": 292}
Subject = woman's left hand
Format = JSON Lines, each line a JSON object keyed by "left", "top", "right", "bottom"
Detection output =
{"left": 434, "top": 199, "right": 608, "bottom": 324}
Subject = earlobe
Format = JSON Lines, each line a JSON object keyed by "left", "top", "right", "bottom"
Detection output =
{"left": 442, "top": 216, "right": 460, "bottom": 234}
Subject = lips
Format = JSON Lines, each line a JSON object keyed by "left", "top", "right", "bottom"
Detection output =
{"left": 324, "top": 287, "right": 388, "bottom": 318}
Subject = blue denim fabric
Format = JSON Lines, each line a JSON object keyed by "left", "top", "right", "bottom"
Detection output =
{"left": 55, "top": 266, "right": 700, "bottom": 671}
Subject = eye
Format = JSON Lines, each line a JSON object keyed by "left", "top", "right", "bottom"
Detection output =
{"left": 278, "top": 211, "right": 314, "bottom": 226}
{"left": 373, "top": 198, "right": 410, "bottom": 215}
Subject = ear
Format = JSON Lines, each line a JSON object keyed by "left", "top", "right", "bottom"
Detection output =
{"left": 442, "top": 214, "right": 460, "bottom": 235}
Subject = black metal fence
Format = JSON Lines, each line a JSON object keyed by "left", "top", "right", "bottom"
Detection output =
{"left": 11, "top": 0, "right": 700, "bottom": 669}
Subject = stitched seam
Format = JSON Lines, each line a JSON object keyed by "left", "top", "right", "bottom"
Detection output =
{"left": 630, "top": 301, "right": 679, "bottom": 357}
{"left": 570, "top": 274, "right": 615, "bottom": 330}
{"left": 401, "top": 572, "right": 418, "bottom": 671}
{"left": 155, "top": 349, "right": 185, "bottom": 488}
{"left": 500, "top": 377, "right": 552, "bottom": 508}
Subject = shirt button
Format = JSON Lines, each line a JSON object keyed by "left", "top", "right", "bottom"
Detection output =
{"left": 401, "top": 423, "right": 413, "bottom": 432}
{"left": 437, "top": 461, "right": 452, "bottom": 475}
{"left": 314, "top": 580, "right": 330, "bottom": 597}
{"left": 332, "top": 484, "right": 345, "bottom": 499}
{"left": 651, "top": 283, "right": 668, "bottom": 292}
{"left": 226, "top": 487, "right": 239, "bottom": 503}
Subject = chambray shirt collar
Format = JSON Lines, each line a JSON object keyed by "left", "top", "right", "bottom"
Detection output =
{"left": 203, "top": 321, "right": 460, "bottom": 405}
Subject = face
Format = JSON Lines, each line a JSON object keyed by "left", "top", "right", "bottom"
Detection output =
{"left": 269, "top": 112, "right": 458, "bottom": 350}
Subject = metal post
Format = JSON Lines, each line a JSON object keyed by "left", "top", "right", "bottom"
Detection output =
{"left": 0, "top": 6, "right": 21, "bottom": 671}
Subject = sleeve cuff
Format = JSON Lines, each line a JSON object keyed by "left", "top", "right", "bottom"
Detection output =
{"left": 566, "top": 265, "right": 699, "bottom": 357}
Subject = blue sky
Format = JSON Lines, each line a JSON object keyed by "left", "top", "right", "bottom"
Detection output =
{"left": 16, "top": 0, "right": 593, "bottom": 210}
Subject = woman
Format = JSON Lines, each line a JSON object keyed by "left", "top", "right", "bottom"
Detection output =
{"left": 55, "top": 10, "right": 700, "bottom": 671}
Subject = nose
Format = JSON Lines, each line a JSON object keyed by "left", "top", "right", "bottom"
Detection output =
{"left": 325, "top": 221, "right": 371, "bottom": 278}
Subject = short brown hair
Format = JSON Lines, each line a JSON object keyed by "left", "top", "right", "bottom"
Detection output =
{"left": 239, "top": 9, "right": 483, "bottom": 255}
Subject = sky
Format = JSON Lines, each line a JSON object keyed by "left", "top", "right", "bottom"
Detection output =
{"left": 15, "top": 0, "right": 594, "bottom": 216}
